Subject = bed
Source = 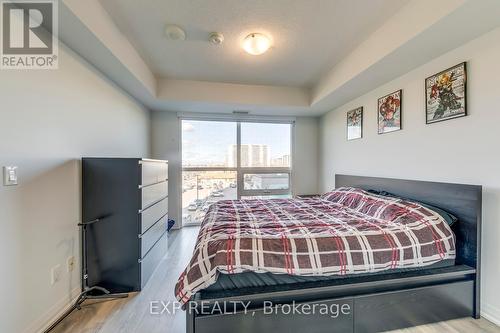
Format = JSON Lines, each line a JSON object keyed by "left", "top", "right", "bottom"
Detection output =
{"left": 176, "top": 175, "right": 482, "bottom": 333}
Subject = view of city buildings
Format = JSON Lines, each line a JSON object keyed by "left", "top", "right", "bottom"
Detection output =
{"left": 227, "top": 144, "right": 290, "bottom": 167}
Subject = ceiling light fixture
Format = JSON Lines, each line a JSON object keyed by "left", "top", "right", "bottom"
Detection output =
{"left": 242, "top": 33, "right": 271, "bottom": 55}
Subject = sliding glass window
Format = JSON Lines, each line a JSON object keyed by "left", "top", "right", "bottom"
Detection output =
{"left": 181, "top": 119, "right": 293, "bottom": 225}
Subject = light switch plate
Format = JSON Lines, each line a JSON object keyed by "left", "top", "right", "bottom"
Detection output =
{"left": 3, "top": 166, "right": 18, "bottom": 186}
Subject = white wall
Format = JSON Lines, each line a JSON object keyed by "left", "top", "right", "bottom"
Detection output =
{"left": 319, "top": 27, "right": 500, "bottom": 324}
{"left": 293, "top": 117, "right": 319, "bottom": 195}
{"left": 0, "top": 45, "right": 150, "bottom": 333}
{"left": 150, "top": 113, "right": 319, "bottom": 227}
{"left": 151, "top": 111, "right": 182, "bottom": 227}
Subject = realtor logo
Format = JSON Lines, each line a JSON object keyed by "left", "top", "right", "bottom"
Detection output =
{"left": 1, "top": 0, "right": 58, "bottom": 69}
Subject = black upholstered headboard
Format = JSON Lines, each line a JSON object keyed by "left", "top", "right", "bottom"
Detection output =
{"left": 335, "top": 174, "right": 482, "bottom": 271}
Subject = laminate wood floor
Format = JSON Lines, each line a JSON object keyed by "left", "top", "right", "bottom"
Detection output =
{"left": 51, "top": 226, "right": 499, "bottom": 333}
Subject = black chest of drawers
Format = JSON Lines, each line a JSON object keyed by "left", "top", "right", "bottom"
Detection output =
{"left": 82, "top": 158, "right": 169, "bottom": 292}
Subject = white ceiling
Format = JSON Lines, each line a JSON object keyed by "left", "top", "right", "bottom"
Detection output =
{"left": 61, "top": 0, "right": 500, "bottom": 116}
{"left": 98, "top": 0, "right": 408, "bottom": 87}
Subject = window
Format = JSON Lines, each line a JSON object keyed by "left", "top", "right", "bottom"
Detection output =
{"left": 240, "top": 122, "right": 291, "bottom": 167}
{"left": 243, "top": 173, "right": 289, "bottom": 190}
{"left": 182, "top": 120, "right": 236, "bottom": 167}
{"left": 182, "top": 119, "right": 293, "bottom": 225}
{"left": 182, "top": 171, "right": 237, "bottom": 225}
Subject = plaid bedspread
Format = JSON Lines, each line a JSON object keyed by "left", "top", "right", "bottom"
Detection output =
{"left": 175, "top": 187, "right": 456, "bottom": 305}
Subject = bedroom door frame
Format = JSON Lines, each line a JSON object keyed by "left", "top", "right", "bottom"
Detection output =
{"left": 179, "top": 113, "right": 296, "bottom": 226}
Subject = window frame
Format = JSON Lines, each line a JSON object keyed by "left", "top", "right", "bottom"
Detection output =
{"left": 239, "top": 168, "right": 292, "bottom": 197}
{"left": 180, "top": 116, "right": 295, "bottom": 208}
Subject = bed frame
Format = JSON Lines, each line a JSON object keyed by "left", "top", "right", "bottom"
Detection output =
{"left": 185, "top": 175, "right": 482, "bottom": 333}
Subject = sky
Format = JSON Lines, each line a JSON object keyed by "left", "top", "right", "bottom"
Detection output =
{"left": 182, "top": 120, "right": 291, "bottom": 166}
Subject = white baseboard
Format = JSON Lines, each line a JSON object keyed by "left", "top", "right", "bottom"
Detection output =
{"left": 23, "top": 287, "right": 81, "bottom": 333}
{"left": 482, "top": 302, "right": 500, "bottom": 326}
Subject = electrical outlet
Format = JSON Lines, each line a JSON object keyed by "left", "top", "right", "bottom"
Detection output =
{"left": 51, "top": 264, "right": 62, "bottom": 285}
{"left": 67, "top": 256, "right": 75, "bottom": 272}
{"left": 3, "top": 166, "right": 18, "bottom": 186}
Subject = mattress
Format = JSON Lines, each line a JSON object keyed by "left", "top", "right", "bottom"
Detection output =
{"left": 199, "top": 259, "right": 455, "bottom": 299}
{"left": 175, "top": 187, "right": 456, "bottom": 305}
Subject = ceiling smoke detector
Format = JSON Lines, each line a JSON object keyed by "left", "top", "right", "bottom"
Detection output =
{"left": 164, "top": 24, "right": 186, "bottom": 41}
{"left": 209, "top": 32, "right": 224, "bottom": 45}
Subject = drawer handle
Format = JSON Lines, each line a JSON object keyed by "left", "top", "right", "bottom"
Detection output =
{"left": 140, "top": 212, "right": 168, "bottom": 235}
{"left": 139, "top": 159, "right": 168, "bottom": 165}
{"left": 140, "top": 229, "right": 168, "bottom": 261}
{"left": 138, "top": 179, "right": 168, "bottom": 189}
{"left": 139, "top": 195, "right": 168, "bottom": 213}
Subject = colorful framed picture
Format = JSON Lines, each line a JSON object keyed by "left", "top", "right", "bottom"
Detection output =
{"left": 378, "top": 89, "right": 402, "bottom": 134}
{"left": 347, "top": 107, "right": 363, "bottom": 140}
{"left": 425, "top": 62, "right": 467, "bottom": 124}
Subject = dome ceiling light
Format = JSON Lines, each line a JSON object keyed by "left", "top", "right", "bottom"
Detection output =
{"left": 164, "top": 24, "right": 186, "bottom": 41}
{"left": 242, "top": 33, "right": 271, "bottom": 55}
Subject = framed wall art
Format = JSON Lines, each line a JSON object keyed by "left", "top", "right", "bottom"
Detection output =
{"left": 347, "top": 107, "right": 363, "bottom": 140}
{"left": 425, "top": 62, "right": 467, "bottom": 124}
{"left": 378, "top": 89, "right": 402, "bottom": 134}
